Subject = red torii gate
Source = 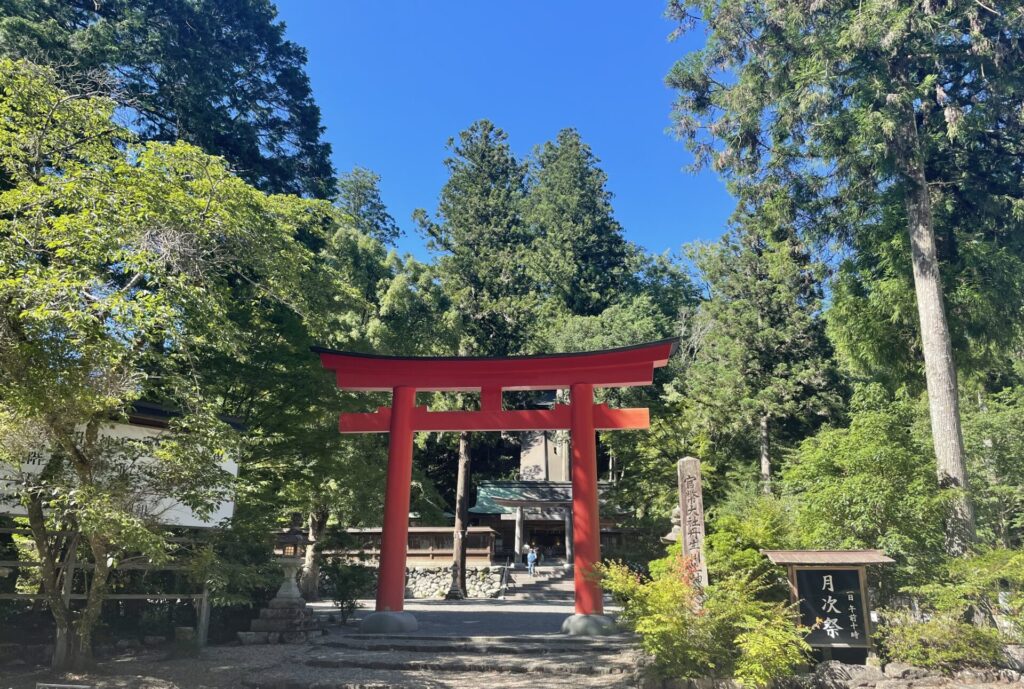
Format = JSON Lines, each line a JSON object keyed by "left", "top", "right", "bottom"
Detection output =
{"left": 314, "top": 338, "right": 677, "bottom": 635}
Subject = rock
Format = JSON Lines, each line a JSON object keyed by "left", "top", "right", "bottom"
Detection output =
{"left": 997, "top": 669, "right": 1022, "bottom": 683}
{"left": 237, "top": 631, "right": 269, "bottom": 645}
{"left": 173, "top": 626, "right": 196, "bottom": 643}
{"left": 952, "top": 668, "right": 1000, "bottom": 684}
{"left": 143, "top": 634, "right": 167, "bottom": 647}
{"left": 884, "top": 663, "right": 931, "bottom": 680}
{"left": 116, "top": 638, "right": 142, "bottom": 650}
{"left": 815, "top": 660, "right": 886, "bottom": 689}
{"left": 1003, "top": 646, "right": 1024, "bottom": 672}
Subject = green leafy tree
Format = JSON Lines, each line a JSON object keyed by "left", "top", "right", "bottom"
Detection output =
{"left": 666, "top": 0, "right": 1024, "bottom": 553}
{"left": 0, "top": 0, "right": 334, "bottom": 197}
{"left": 0, "top": 59, "right": 328, "bottom": 669}
{"left": 783, "top": 387, "right": 949, "bottom": 599}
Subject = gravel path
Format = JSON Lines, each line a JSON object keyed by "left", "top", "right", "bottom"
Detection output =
{"left": 2, "top": 641, "right": 642, "bottom": 689}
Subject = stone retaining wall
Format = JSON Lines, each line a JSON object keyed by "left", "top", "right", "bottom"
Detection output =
{"left": 404, "top": 566, "right": 504, "bottom": 599}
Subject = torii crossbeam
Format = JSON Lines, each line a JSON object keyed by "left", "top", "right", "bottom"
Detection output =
{"left": 314, "top": 338, "right": 678, "bottom": 635}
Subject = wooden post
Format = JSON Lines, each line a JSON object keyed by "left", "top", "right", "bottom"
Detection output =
{"left": 678, "top": 457, "right": 708, "bottom": 588}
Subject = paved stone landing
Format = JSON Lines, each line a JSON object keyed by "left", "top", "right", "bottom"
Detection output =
{"left": 242, "top": 633, "right": 644, "bottom": 688}
{"left": 244, "top": 600, "right": 645, "bottom": 689}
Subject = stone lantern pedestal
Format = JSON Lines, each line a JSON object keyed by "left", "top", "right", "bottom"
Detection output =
{"left": 238, "top": 557, "right": 325, "bottom": 645}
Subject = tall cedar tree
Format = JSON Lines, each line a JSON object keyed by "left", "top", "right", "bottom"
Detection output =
{"left": 0, "top": 0, "right": 334, "bottom": 198}
{"left": 527, "top": 128, "right": 634, "bottom": 316}
{"left": 685, "top": 206, "right": 839, "bottom": 491}
{"left": 416, "top": 120, "right": 534, "bottom": 596}
{"left": 665, "top": 0, "right": 1024, "bottom": 553}
{"left": 335, "top": 167, "right": 403, "bottom": 246}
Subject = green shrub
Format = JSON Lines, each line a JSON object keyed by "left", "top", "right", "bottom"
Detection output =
{"left": 598, "top": 554, "right": 809, "bottom": 687}
{"left": 874, "top": 610, "right": 1005, "bottom": 672}
{"left": 908, "top": 547, "right": 1024, "bottom": 640}
{"left": 320, "top": 559, "right": 375, "bottom": 623}
{"left": 703, "top": 485, "right": 799, "bottom": 600}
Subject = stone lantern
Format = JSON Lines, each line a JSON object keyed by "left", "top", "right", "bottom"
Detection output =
{"left": 237, "top": 528, "right": 324, "bottom": 645}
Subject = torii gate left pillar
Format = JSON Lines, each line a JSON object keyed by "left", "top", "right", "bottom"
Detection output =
{"left": 314, "top": 339, "right": 677, "bottom": 635}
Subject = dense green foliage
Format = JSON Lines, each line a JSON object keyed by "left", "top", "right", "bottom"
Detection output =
{"left": 0, "top": 57, "right": 332, "bottom": 667}
{"left": 681, "top": 225, "right": 840, "bottom": 489}
{"left": 874, "top": 548, "right": 1024, "bottom": 670}
{"left": 600, "top": 553, "right": 809, "bottom": 686}
{"left": 874, "top": 612, "right": 1006, "bottom": 672}
{"left": 0, "top": 0, "right": 334, "bottom": 197}
{"left": 2, "top": 0, "right": 1024, "bottom": 678}
{"left": 320, "top": 560, "right": 376, "bottom": 624}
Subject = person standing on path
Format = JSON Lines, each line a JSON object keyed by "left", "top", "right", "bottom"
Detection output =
{"left": 527, "top": 547, "right": 537, "bottom": 576}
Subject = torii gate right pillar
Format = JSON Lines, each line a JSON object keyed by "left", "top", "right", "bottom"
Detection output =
{"left": 562, "top": 382, "right": 615, "bottom": 635}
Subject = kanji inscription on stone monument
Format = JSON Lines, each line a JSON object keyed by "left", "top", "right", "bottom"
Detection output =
{"left": 677, "top": 456, "right": 708, "bottom": 587}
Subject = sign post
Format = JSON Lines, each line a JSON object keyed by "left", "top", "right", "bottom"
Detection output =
{"left": 762, "top": 550, "right": 894, "bottom": 659}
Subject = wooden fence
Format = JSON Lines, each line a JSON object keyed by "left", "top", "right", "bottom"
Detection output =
{"left": 0, "top": 527, "right": 211, "bottom": 646}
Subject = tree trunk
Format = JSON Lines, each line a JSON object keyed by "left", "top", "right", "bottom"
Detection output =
{"left": 759, "top": 415, "right": 771, "bottom": 493}
{"left": 26, "top": 494, "right": 77, "bottom": 671}
{"left": 300, "top": 508, "right": 329, "bottom": 600}
{"left": 72, "top": 536, "right": 112, "bottom": 670}
{"left": 901, "top": 109, "right": 975, "bottom": 555}
{"left": 446, "top": 431, "right": 470, "bottom": 599}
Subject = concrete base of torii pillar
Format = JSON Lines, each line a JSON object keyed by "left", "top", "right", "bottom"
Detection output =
{"left": 360, "top": 610, "right": 418, "bottom": 633}
{"left": 561, "top": 613, "right": 616, "bottom": 636}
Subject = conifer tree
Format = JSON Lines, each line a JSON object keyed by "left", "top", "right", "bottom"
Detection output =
{"left": 0, "top": 0, "right": 334, "bottom": 198}
{"left": 527, "top": 128, "right": 633, "bottom": 316}
{"left": 416, "top": 120, "right": 534, "bottom": 596}
{"left": 685, "top": 197, "right": 839, "bottom": 491}
{"left": 665, "top": 0, "right": 1024, "bottom": 551}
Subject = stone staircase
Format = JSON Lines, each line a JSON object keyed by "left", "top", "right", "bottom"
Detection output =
{"left": 504, "top": 567, "right": 575, "bottom": 602}
{"left": 241, "top": 632, "right": 646, "bottom": 688}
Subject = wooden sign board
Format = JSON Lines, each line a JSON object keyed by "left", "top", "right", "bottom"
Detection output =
{"left": 791, "top": 566, "right": 871, "bottom": 648}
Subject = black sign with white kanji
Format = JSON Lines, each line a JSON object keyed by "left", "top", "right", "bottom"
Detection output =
{"left": 795, "top": 568, "right": 869, "bottom": 647}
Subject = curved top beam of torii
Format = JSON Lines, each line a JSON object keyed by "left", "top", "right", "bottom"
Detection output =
{"left": 313, "top": 338, "right": 679, "bottom": 435}
{"left": 311, "top": 337, "right": 679, "bottom": 393}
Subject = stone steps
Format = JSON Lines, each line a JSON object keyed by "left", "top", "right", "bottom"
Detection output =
{"left": 322, "top": 634, "right": 636, "bottom": 656}
{"left": 505, "top": 572, "right": 577, "bottom": 601}
{"left": 241, "top": 666, "right": 638, "bottom": 689}
{"left": 306, "top": 648, "right": 639, "bottom": 676}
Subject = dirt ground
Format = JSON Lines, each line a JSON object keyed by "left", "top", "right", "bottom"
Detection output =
{"left": 1, "top": 640, "right": 642, "bottom": 689}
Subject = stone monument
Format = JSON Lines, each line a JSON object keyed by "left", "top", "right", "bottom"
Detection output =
{"left": 678, "top": 457, "right": 708, "bottom": 588}
{"left": 238, "top": 557, "right": 325, "bottom": 645}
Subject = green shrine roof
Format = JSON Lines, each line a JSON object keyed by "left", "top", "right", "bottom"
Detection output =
{"left": 470, "top": 481, "right": 613, "bottom": 514}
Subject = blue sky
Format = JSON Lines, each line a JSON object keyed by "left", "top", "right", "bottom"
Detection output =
{"left": 274, "top": 1, "right": 734, "bottom": 260}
